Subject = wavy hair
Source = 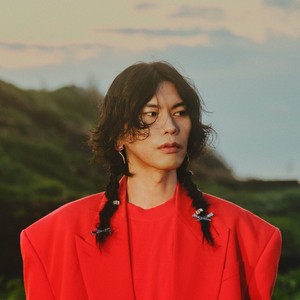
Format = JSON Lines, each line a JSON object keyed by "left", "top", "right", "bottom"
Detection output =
{"left": 89, "top": 61, "right": 214, "bottom": 246}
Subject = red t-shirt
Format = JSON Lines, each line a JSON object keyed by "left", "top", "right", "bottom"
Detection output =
{"left": 127, "top": 196, "right": 176, "bottom": 299}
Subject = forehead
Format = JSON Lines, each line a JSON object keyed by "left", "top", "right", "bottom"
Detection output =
{"left": 146, "top": 81, "right": 185, "bottom": 106}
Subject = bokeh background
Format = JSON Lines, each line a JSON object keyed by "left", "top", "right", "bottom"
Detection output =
{"left": 1, "top": 0, "right": 300, "bottom": 181}
{"left": 0, "top": 0, "right": 299, "bottom": 299}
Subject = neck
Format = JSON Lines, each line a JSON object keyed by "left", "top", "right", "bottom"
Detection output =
{"left": 126, "top": 170, "right": 177, "bottom": 209}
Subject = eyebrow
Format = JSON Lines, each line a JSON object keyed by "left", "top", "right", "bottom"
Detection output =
{"left": 144, "top": 101, "right": 186, "bottom": 109}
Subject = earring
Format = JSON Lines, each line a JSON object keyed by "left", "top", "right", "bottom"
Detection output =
{"left": 185, "top": 153, "right": 190, "bottom": 165}
{"left": 118, "top": 151, "right": 126, "bottom": 164}
{"left": 118, "top": 146, "right": 126, "bottom": 164}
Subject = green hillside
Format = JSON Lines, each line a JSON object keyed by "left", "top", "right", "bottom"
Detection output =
{"left": 0, "top": 80, "right": 106, "bottom": 202}
{"left": 0, "top": 81, "right": 107, "bottom": 298}
{"left": 0, "top": 80, "right": 299, "bottom": 299}
{"left": 0, "top": 79, "right": 234, "bottom": 203}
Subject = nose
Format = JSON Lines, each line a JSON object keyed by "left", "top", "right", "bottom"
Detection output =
{"left": 163, "top": 115, "right": 178, "bottom": 135}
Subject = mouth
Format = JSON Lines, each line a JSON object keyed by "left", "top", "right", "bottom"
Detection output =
{"left": 158, "top": 142, "right": 182, "bottom": 153}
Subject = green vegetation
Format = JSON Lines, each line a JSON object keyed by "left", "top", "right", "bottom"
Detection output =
{"left": 0, "top": 80, "right": 299, "bottom": 299}
{"left": 0, "top": 80, "right": 105, "bottom": 298}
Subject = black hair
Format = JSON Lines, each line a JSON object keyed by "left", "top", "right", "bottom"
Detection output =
{"left": 89, "top": 61, "right": 214, "bottom": 246}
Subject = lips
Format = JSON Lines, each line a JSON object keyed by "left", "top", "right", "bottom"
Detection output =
{"left": 158, "top": 142, "right": 182, "bottom": 154}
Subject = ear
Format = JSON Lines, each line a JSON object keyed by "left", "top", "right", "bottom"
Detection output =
{"left": 115, "top": 139, "right": 124, "bottom": 151}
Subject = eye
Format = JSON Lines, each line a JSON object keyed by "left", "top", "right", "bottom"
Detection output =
{"left": 142, "top": 110, "right": 159, "bottom": 124}
{"left": 144, "top": 111, "right": 158, "bottom": 117}
{"left": 174, "top": 109, "right": 188, "bottom": 117}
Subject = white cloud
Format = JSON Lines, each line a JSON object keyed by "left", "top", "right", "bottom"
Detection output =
{"left": 0, "top": 0, "right": 300, "bottom": 68}
{"left": 0, "top": 44, "right": 65, "bottom": 69}
{"left": 94, "top": 0, "right": 300, "bottom": 48}
{"left": 0, "top": 42, "right": 110, "bottom": 69}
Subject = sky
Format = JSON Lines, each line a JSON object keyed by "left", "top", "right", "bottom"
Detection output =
{"left": 1, "top": 0, "right": 299, "bottom": 181}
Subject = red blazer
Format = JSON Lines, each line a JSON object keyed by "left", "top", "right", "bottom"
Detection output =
{"left": 21, "top": 178, "right": 281, "bottom": 299}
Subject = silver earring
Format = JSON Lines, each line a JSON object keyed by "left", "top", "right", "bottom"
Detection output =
{"left": 118, "top": 150, "right": 126, "bottom": 164}
{"left": 185, "top": 153, "right": 190, "bottom": 165}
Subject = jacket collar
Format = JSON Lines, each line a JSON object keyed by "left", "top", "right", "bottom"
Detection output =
{"left": 75, "top": 177, "right": 229, "bottom": 299}
{"left": 75, "top": 177, "right": 135, "bottom": 299}
{"left": 175, "top": 183, "right": 228, "bottom": 241}
{"left": 173, "top": 184, "right": 230, "bottom": 299}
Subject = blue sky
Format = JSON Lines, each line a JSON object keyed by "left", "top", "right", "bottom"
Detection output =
{"left": 1, "top": 0, "right": 299, "bottom": 180}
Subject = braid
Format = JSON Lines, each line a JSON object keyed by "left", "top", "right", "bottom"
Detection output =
{"left": 177, "top": 159, "right": 214, "bottom": 245}
{"left": 93, "top": 172, "right": 120, "bottom": 246}
{"left": 95, "top": 159, "right": 214, "bottom": 246}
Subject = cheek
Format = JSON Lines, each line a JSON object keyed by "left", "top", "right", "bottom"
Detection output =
{"left": 124, "top": 139, "right": 149, "bottom": 157}
{"left": 184, "top": 119, "right": 192, "bottom": 137}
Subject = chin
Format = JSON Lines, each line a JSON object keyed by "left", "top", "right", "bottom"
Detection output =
{"left": 158, "top": 159, "right": 185, "bottom": 171}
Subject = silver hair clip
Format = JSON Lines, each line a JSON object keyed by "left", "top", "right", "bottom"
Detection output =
{"left": 91, "top": 227, "right": 112, "bottom": 235}
{"left": 195, "top": 208, "right": 203, "bottom": 215}
{"left": 113, "top": 200, "right": 120, "bottom": 206}
{"left": 192, "top": 208, "right": 214, "bottom": 222}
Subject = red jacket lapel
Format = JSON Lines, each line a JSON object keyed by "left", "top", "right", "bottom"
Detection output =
{"left": 75, "top": 179, "right": 231, "bottom": 299}
{"left": 75, "top": 178, "right": 135, "bottom": 300}
{"left": 172, "top": 184, "right": 230, "bottom": 299}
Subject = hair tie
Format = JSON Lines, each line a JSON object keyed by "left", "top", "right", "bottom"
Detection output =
{"left": 91, "top": 227, "right": 112, "bottom": 235}
{"left": 192, "top": 208, "right": 214, "bottom": 222}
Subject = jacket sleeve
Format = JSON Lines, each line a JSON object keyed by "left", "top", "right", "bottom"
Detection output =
{"left": 20, "top": 230, "right": 55, "bottom": 300}
{"left": 247, "top": 227, "right": 282, "bottom": 300}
